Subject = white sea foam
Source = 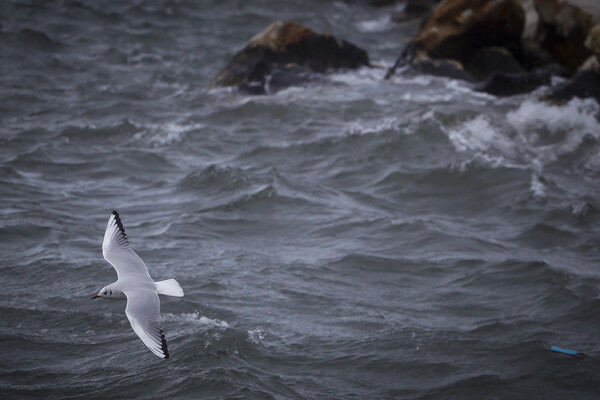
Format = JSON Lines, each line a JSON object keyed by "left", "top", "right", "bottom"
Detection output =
{"left": 507, "top": 98, "right": 600, "bottom": 162}
{"left": 273, "top": 86, "right": 306, "bottom": 97}
{"left": 455, "top": 153, "right": 509, "bottom": 173}
{"left": 447, "top": 98, "right": 600, "bottom": 165}
{"left": 530, "top": 159, "right": 546, "bottom": 198}
{"left": 347, "top": 117, "right": 398, "bottom": 136}
{"left": 447, "top": 115, "right": 513, "bottom": 154}
{"left": 507, "top": 98, "right": 599, "bottom": 137}
{"left": 247, "top": 326, "right": 267, "bottom": 344}
{"left": 400, "top": 90, "right": 455, "bottom": 103}
{"left": 447, "top": 98, "right": 600, "bottom": 197}
{"left": 127, "top": 52, "right": 164, "bottom": 65}
{"left": 329, "top": 66, "right": 386, "bottom": 85}
{"left": 164, "top": 312, "right": 229, "bottom": 329}
{"left": 134, "top": 122, "right": 203, "bottom": 146}
{"left": 356, "top": 14, "right": 392, "bottom": 33}
{"left": 394, "top": 74, "right": 434, "bottom": 86}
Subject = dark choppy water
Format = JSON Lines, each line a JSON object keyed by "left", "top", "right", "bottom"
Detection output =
{"left": 2, "top": 1, "right": 600, "bottom": 399}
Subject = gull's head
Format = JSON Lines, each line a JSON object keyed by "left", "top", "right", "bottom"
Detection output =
{"left": 92, "top": 286, "right": 113, "bottom": 299}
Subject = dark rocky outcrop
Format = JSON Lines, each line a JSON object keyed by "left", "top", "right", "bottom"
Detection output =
{"left": 410, "top": 0, "right": 525, "bottom": 64}
{"left": 467, "top": 46, "right": 525, "bottom": 81}
{"left": 386, "top": 0, "right": 600, "bottom": 100}
{"left": 211, "top": 1, "right": 600, "bottom": 99}
{"left": 533, "top": 0, "right": 594, "bottom": 72}
{"left": 210, "top": 20, "right": 370, "bottom": 92}
{"left": 476, "top": 64, "right": 568, "bottom": 96}
{"left": 546, "top": 69, "right": 600, "bottom": 103}
{"left": 543, "top": 22, "right": 600, "bottom": 103}
{"left": 411, "top": 57, "right": 475, "bottom": 81}
{"left": 386, "top": 0, "right": 526, "bottom": 81}
{"left": 584, "top": 24, "right": 600, "bottom": 72}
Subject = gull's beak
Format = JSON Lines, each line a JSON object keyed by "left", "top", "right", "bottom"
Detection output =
{"left": 92, "top": 295, "right": 100, "bottom": 299}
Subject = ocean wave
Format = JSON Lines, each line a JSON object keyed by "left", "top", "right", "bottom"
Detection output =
{"left": 59, "top": 120, "right": 141, "bottom": 142}
{"left": 0, "top": 224, "right": 51, "bottom": 249}
{"left": 205, "top": 184, "right": 278, "bottom": 212}
{"left": 508, "top": 98, "right": 599, "bottom": 143}
{"left": 447, "top": 114, "right": 514, "bottom": 154}
{"left": 329, "top": 66, "right": 387, "bottom": 86}
{"left": 17, "top": 28, "right": 63, "bottom": 50}
{"left": 371, "top": 163, "right": 528, "bottom": 202}
{"left": 507, "top": 98, "right": 600, "bottom": 166}
{"left": 134, "top": 121, "right": 202, "bottom": 147}
{"left": 514, "top": 223, "right": 578, "bottom": 249}
{"left": 177, "top": 164, "right": 250, "bottom": 193}
{"left": 356, "top": 14, "right": 392, "bottom": 33}
{"left": 445, "top": 98, "right": 600, "bottom": 166}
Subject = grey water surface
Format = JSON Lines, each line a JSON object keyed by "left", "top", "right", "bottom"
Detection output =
{"left": 2, "top": 1, "right": 600, "bottom": 399}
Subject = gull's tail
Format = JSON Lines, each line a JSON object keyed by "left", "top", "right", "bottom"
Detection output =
{"left": 155, "top": 279, "right": 184, "bottom": 297}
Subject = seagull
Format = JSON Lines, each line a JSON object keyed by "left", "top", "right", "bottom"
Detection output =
{"left": 93, "top": 210, "right": 184, "bottom": 359}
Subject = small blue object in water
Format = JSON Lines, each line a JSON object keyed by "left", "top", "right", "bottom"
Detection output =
{"left": 549, "top": 346, "right": 585, "bottom": 359}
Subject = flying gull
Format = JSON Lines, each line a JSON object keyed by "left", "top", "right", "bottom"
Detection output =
{"left": 93, "top": 210, "right": 184, "bottom": 359}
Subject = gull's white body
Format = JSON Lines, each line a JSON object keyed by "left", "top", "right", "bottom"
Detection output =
{"left": 95, "top": 210, "right": 183, "bottom": 359}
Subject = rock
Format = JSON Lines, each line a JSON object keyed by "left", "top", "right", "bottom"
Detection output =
{"left": 580, "top": 24, "right": 600, "bottom": 72}
{"left": 476, "top": 63, "right": 568, "bottom": 96}
{"left": 267, "top": 64, "right": 322, "bottom": 93}
{"left": 539, "top": 17, "right": 600, "bottom": 103}
{"left": 210, "top": 20, "right": 370, "bottom": 90}
{"left": 579, "top": 55, "right": 599, "bottom": 72}
{"left": 410, "top": 56, "right": 475, "bottom": 81}
{"left": 546, "top": 69, "right": 600, "bottom": 102}
{"left": 520, "top": 37, "right": 555, "bottom": 69}
{"left": 533, "top": 0, "right": 595, "bottom": 71}
{"left": 585, "top": 24, "right": 600, "bottom": 66}
{"left": 519, "top": 0, "right": 556, "bottom": 69}
{"left": 409, "top": 0, "right": 525, "bottom": 64}
{"left": 387, "top": 0, "right": 526, "bottom": 80}
{"left": 467, "top": 46, "right": 525, "bottom": 80}
{"left": 521, "top": 0, "right": 539, "bottom": 40}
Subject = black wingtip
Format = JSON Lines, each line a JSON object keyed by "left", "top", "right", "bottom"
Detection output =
{"left": 111, "top": 210, "right": 127, "bottom": 238}
{"left": 160, "top": 330, "right": 170, "bottom": 359}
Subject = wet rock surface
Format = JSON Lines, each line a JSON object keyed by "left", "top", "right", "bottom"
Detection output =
{"left": 387, "top": 0, "right": 526, "bottom": 82}
{"left": 411, "top": 56, "right": 475, "bottom": 81}
{"left": 467, "top": 46, "right": 526, "bottom": 81}
{"left": 210, "top": 20, "right": 370, "bottom": 92}
{"left": 386, "top": 0, "right": 600, "bottom": 100}
{"left": 409, "top": 0, "right": 525, "bottom": 64}
{"left": 546, "top": 69, "right": 600, "bottom": 103}
{"left": 213, "top": 1, "right": 600, "bottom": 100}
{"left": 533, "top": 0, "right": 594, "bottom": 72}
{"left": 476, "top": 64, "right": 568, "bottom": 96}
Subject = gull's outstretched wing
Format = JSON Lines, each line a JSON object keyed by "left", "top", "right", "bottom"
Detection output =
{"left": 124, "top": 289, "right": 169, "bottom": 359}
{"left": 102, "top": 210, "right": 150, "bottom": 279}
